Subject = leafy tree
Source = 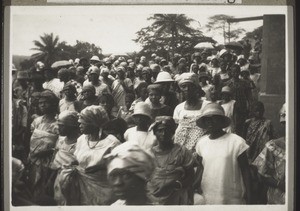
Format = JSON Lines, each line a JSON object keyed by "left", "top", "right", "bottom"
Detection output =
{"left": 205, "top": 14, "right": 245, "bottom": 43}
{"left": 73, "top": 40, "right": 103, "bottom": 60}
{"left": 134, "top": 14, "right": 216, "bottom": 59}
{"left": 31, "top": 33, "right": 69, "bottom": 67}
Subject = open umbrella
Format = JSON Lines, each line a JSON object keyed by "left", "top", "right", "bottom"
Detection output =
{"left": 225, "top": 42, "right": 244, "bottom": 51}
{"left": 194, "top": 42, "right": 215, "bottom": 50}
{"left": 51, "top": 60, "right": 71, "bottom": 69}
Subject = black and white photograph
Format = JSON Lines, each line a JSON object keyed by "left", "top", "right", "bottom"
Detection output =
{"left": 3, "top": 3, "right": 294, "bottom": 211}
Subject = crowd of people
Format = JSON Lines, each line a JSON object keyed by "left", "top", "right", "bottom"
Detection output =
{"left": 11, "top": 45, "right": 286, "bottom": 206}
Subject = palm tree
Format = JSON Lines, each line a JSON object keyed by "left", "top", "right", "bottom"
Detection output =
{"left": 31, "top": 33, "right": 66, "bottom": 67}
{"left": 149, "top": 14, "right": 196, "bottom": 56}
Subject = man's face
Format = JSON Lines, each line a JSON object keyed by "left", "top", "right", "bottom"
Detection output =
{"left": 38, "top": 98, "right": 51, "bottom": 114}
{"left": 148, "top": 89, "right": 161, "bottom": 105}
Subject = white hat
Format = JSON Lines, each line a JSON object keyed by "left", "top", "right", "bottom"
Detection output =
{"left": 90, "top": 55, "right": 100, "bottom": 62}
{"left": 74, "top": 58, "right": 80, "bottom": 64}
{"left": 155, "top": 71, "right": 174, "bottom": 83}
{"left": 133, "top": 102, "right": 152, "bottom": 119}
{"left": 219, "top": 49, "right": 228, "bottom": 57}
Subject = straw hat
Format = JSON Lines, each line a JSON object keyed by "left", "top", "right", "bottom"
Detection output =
{"left": 221, "top": 86, "right": 231, "bottom": 93}
{"left": 155, "top": 71, "right": 174, "bottom": 83}
{"left": 196, "top": 103, "right": 231, "bottom": 129}
{"left": 132, "top": 102, "right": 152, "bottom": 119}
{"left": 90, "top": 55, "right": 101, "bottom": 62}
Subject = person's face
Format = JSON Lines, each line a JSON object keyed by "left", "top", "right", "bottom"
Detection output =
{"left": 142, "top": 72, "right": 150, "bottom": 81}
{"left": 160, "top": 83, "right": 170, "bottom": 93}
{"left": 192, "top": 65, "right": 199, "bottom": 74}
{"left": 221, "top": 92, "right": 231, "bottom": 102}
{"left": 240, "top": 71, "right": 249, "bottom": 79}
{"left": 194, "top": 56, "right": 201, "bottom": 63}
{"left": 202, "top": 115, "right": 224, "bottom": 134}
{"left": 148, "top": 89, "right": 161, "bottom": 104}
{"left": 135, "top": 69, "right": 142, "bottom": 77}
{"left": 253, "top": 105, "right": 264, "bottom": 118}
{"left": 180, "top": 83, "right": 197, "bottom": 100}
{"left": 200, "top": 77, "right": 207, "bottom": 84}
{"left": 125, "top": 97, "right": 133, "bottom": 110}
{"left": 154, "top": 124, "right": 173, "bottom": 144}
{"left": 101, "top": 72, "right": 109, "bottom": 79}
{"left": 108, "top": 169, "right": 144, "bottom": 200}
{"left": 139, "top": 87, "right": 148, "bottom": 100}
{"left": 211, "top": 59, "right": 218, "bottom": 67}
{"left": 79, "top": 122, "right": 96, "bottom": 134}
{"left": 82, "top": 89, "right": 94, "bottom": 100}
{"left": 89, "top": 73, "right": 99, "bottom": 82}
{"left": 133, "top": 114, "right": 150, "bottom": 126}
{"left": 38, "top": 98, "right": 52, "bottom": 114}
{"left": 64, "top": 88, "right": 75, "bottom": 98}
{"left": 58, "top": 123, "right": 74, "bottom": 136}
{"left": 117, "top": 70, "right": 125, "bottom": 79}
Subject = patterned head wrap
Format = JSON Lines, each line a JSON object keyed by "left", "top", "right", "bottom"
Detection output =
{"left": 105, "top": 142, "right": 156, "bottom": 181}
{"left": 58, "top": 111, "right": 79, "bottom": 127}
{"left": 78, "top": 105, "right": 109, "bottom": 128}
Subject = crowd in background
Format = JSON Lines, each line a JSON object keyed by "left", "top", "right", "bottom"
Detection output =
{"left": 11, "top": 42, "right": 286, "bottom": 206}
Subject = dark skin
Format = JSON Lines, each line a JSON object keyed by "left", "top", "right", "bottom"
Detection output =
{"left": 117, "top": 70, "right": 133, "bottom": 93}
{"left": 58, "top": 124, "right": 79, "bottom": 145}
{"left": 153, "top": 124, "right": 194, "bottom": 196}
{"left": 88, "top": 73, "right": 100, "bottom": 86}
{"left": 108, "top": 169, "right": 148, "bottom": 205}
{"left": 133, "top": 115, "right": 151, "bottom": 131}
{"left": 180, "top": 83, "right": 203, "bottom": 110}
{"left": 200, "top": 115, "right": 253, "bottom": 204}
{"left": 148, "top": 89, "right": 162, "bottom": 108}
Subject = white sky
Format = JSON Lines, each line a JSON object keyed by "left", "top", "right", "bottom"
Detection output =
{"left": 10, "top": 5, "right": 287, "bottom": 56}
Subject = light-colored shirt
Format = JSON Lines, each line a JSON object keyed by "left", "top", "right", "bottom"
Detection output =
{"left": 43, "top": 78, "right": 64, "bottom": 98}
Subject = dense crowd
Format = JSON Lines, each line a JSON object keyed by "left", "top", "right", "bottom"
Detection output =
{"left": 11, "top": 45, "right": 286, "bottom": 206}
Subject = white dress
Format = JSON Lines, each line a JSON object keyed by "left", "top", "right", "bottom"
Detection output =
{"left": 221, "top": 100, "right": 236, "bottom": 133}
{"left": 124, "top": 126, "right": 157, "bottom": 152}
{"left": 195, "top": 133, "right": 249, "bottom": 204}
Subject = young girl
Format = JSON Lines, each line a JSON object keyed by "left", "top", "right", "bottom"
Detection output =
{"left": 147, "top": 84, "right": 173, "bottom": 119}
{"left": 195, "top": 103, "right": 252, "bottom": 204}
{"left": 124, "top": 102, "right": 157, "bottom": 152}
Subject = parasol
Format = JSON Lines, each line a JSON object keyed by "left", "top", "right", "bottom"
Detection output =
{"left": 51, "top": 60, "right": 71, "bottom": 69}
{"left": 225, "top": 42, "right": 244, "bottom": 51}
{"left": 194, "top": 42, "right": 215, "bottom": 50}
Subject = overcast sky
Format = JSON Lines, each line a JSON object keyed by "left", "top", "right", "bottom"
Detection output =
{"left": 10, "top": 5, "right": 287, "bottom": 56}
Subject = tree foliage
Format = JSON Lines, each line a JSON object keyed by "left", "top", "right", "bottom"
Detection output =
{"left": 31, "top": 33, "right": 68, "bottom": 67}
{"left": 134, "top": 14, "right": 216, "bottom": 59}
{"left": 28, "top": 33, "right": 103, "bottom": 68}
{"left": 205, "top": 14, "right": 245, "bottom": 43}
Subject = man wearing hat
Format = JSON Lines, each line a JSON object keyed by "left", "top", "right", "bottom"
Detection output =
{"left": 83, "top": 66, "right": 111, "bottom": 96}
{"left": 195, "top": 103, "right": 252, "bottom": 204}
{"left": 90, "top": 55, "right": 101, "bottom": 67}
{"left": 123, "top": 102, "right": 157, "bottom": 152}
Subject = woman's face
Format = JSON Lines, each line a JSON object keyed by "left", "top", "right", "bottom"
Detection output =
{"left": 79, "top": 122, "right": 95, "bottom": 134}
{"left": 154, "top": 124, "right": 173, "bottom": 144}
{"left": 108, "top": 169, "right": 144, "bottom": 200}
{"left": 148, "top": 89, "right": 161, "bottom": 105}
{"left": 180, "top": 83, "right": 197, "bottom": 100}
{"left": 64, "top": 88, "right": 75, "bottom": 98}
{"left": 82, "top": 89, "right": 94, "bottom": 100}
{"left": 139, "top": 87, "right": 148, "bottom": 100}
{"left": 88, "top": 73, "right": 98, "bottom": 82}
{"left": 253, "top": 105, "right": 264, "bottom": 118}
{"left": 38, "top": 98, "right": 52, "bottom": 114}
